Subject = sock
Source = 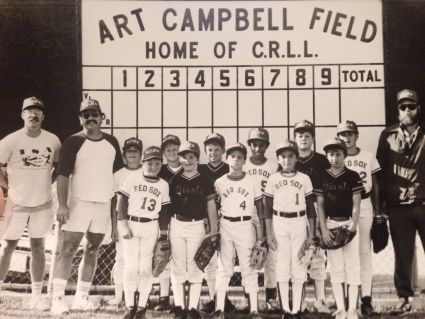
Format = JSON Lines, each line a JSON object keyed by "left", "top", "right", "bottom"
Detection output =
{"left": 248, "top": 292, "right": 258, "bottom": 312}
{"left": 75, "top": 280, "right": 91, "bottom": 299}
{"left": 172, "top": 282, "right": 185, "bottom": 308}
{"left": 31, "top": 281, "right": 43, "bottom": 296}
{"left": 188, "top": 283, "right": 202, "bottom": 310}
{"left": 159, "top": 277, "right": 170, "bottom": 298}
{"left": 52, "top": 278, "right": 67, "bottom": 298}
{"left": 314, "top": 279, "right": 326, "bottom": 301}
{"left": 114, "top": 283, "right": 123, "bottom": 301}
{"left": 348, "top": 285, "right": 359, "bottom": 310}
{"left": 332, "top": 282, "right": 345, "bottom": 312}
{"left": 278, "top": 281, "right": 290, "bottom": 312}
{"left": 207, "top": 278, "right": 216, "bottom": 300}
{"left": 216, "top": 290, "right": 226, "bottom": 311}
{"left": 291, "top": 282, "right": 303, "bottom": 314}
{"left": 265, "top": 287, "right": 277, "bottom": 301}
{"left": 0, "top": 280, "right": 4, "bottom": 290}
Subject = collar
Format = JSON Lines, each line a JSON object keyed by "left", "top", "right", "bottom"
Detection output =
{"left": 280, "top": 171, "right": 297, "bottom": 178}
{"left": 227, "top": 172, "right": 246, "bottom": 181}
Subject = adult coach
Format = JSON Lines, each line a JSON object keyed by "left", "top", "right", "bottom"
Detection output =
{"left": 376, "top": 89, "right": 425, "bottom": 316}
{"left": 0, "top": 97, "right": 61, "bottom": 310}
{"left": 50, "top": 98, "right": 123, "bottom": 315}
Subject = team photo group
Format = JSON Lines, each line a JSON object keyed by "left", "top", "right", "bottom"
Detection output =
{"left": 0, "top": 88, "right": 424, "bottom": 319}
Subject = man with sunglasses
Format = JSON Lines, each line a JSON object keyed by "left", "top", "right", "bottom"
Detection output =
{"left": 0, "top": 97, "right": 61, "bottom": 310}
{"left": 377, "top": 89, "right": 425, "bottom": 316}
{"left": 51, "top": 98, "right": 123, "bottom": 315}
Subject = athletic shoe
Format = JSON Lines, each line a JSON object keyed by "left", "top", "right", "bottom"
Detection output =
{"left": 122, "top": 307, "right": 145, "bottom": 319}
{"left": 171, "top": 306, "right": 187, "bottom": 319}
{"left": 391, "top": 297, "right": 412, "bottom": 317}
{"left": 50, "top": 296, "right": 70, "bottom": 315}
{"left": 248, "top": 310, "right": 263, "bottom": 319}
{"left": 266, "top": 299, "right": 281, "bottom": 314}
{"left": 314, "top": 299, "right": 330, "bottom": 313}
{"left": 71, "top": 294, "right": 99, "bottom": 311}
{"left": 29, "top": 294, "right": 51, "bottom": 311}
{"left": 282, "top": 312, "right": 293, "bottom": 319}
{"left": 201, "top": 300, "right": 215, "bottom": 313}
{"left": 291, "top": 312, "right": 302, "bottom": 319}
{"left": 332, "top": 309, "right": 346, "bottom": 319}
{"left": 212, "top": 309, "right": 224, "bottom": 319}
{"left": 187, "top": 308, "right": 202, "bottom": 319}
{"left": 134, "top": 307, "right": 147, "bottom": 319}
{"left": 360, "top": 296, "right": 376, "bottom": 316}
{"left": 224, "top": 297, "right": 236, "bottom": 312}
{"left": 107, "top": 297, "right": 125, "bottom": 308}
{"left": 154, "top": 296, "right": 171, "bottom": 311}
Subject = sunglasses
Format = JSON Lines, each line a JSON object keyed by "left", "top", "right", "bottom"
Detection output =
{"left": 398, "top": 104, "right": 418, "bottom": 111}
{"left": 80, "top": 111, "right": 100, "bottom": 119}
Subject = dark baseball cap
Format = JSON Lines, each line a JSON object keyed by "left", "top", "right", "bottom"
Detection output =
{"left": 397, "top": 89, "right": 419, "bottom": 104}
{"left": 337, "top": 120, "right": 359, "bottom": 135}
{"left": 276, "top": 140, "right": 298, "bottom": 156}
{"left": 161, "top": 134, "right": 181, "bottom": 150}
{"left": 294, "top": 120, "right": 315, "bottom": 135}
{"left": 123, "top": 137, "right": 143, "bottom": 152}
{"left": 22, "top": 96, "right": 45, "bottom": 111}
{"left": 247, "top": 128, "right": 270, "bottom": 145}
{"left": 204, "top": 132, "right": 225, "bottom": 148}
{"left": 143, "top": 146, "right": 163, "bottom": 162}
{"left": 323, "top": 137, "right": 347, "bottom": 154}
{"left": 178, "top": 141, "right": 200, "bottom": 158}
{"left": 226, "top": 142, "right": 247, "bottom": 158}
{"left": 80, "top": 98, "right": 102, "bottom": 113}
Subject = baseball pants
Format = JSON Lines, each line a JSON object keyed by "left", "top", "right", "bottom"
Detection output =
{"left": 358, "top": 199, "right": 374, "bottom": 297}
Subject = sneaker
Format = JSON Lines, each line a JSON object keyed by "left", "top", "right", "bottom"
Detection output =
{"left": 212, "top": 309, "right": 224, "bottom": 319}
{"left": 266, "top": 299, "right": 282, "bottom": 314}
{"left": 187, "top": 308, "right": 201, "bottom": 319}
{"left": 154, "top": 296, "right": 171, "bottom": 311}
{"left": 51, "top": 296, "right": 70, "bottom": 315}
{"left": 248, "top": 310, "right": 263, "bottom": 319}
{"left": 122, "top": 307, "right": 145, "bottom": 319}
{"left": 346, "top": 309, "right": 359, "bottom": 319}
{"left": 107, "top": 297, "right": 125, "bottom": 308}
{"left": 282, "top": 312, "right": 293, "bottom": 319}
{"left": 30, "top": 294, "right": 51, "bottom": 311}
{"left": 314, "top": 299, "right": 330, "bottom": 313}
{"left": 171, "top": 306, "right": 187, "bottom": 319}
{"left": 71, "top": 294, "right": 99, "bottom": 311}
{"left": 391, "top": 297, "right": 412, "bottom": 316}
{"left": 332, "top": 309, "right": 346, "bottom": 319}
{"left": 201, "top": 299, "right": 215, "bottom": 313}
{"left": 224, "top": 296, "right": 236, "bottom": 312}
{"left": 360, "top": 296, "right": 376, "bottom": 316}
{"left": 134, "top": 307, "right": 147, "bottom": 319}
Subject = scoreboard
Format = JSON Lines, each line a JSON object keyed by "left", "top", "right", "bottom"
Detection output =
{"left": 81, "top": 0, "right": 384, "bottom": 160}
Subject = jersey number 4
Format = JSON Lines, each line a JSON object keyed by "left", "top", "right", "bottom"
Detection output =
{"left": 240, "top": 201, "right": 246, "bottom": 210}
{"left": 141, "top": 197, "right": 157, "bottom": 211}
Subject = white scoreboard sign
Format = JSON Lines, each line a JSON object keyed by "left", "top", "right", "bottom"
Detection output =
{"left": 82, "top": 0, "right": 385, "bottom": 160}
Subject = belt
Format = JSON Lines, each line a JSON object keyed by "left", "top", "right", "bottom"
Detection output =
{"left": 128, "top": 216, "right": 158, "bottom": 223}
{"left": 173, "top": 214, "right": 204, "bottom": 222}
{"left": 222, "top": 215, "right": 251, "bottom": 222}
{"left": 273, "top": 210, "right": 305, "bottom": 218}
{"left": 327, "top": 216, "right": 350, "bottom": 221}
{"left": 361, "top": 192, "right": 370, "bottom": 200}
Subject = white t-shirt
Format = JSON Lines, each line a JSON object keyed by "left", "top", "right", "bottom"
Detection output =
{"left": 215, "top": 173, "right": 262, "bottom": 218}
{"left": 113, "top": 166, "right": 143, "bottom": 193}
{"left": 0, "top": 129, "right": 61, "bottom": 207}
{"left": 264, "top": 171, "right": 313, "bottom": 212}
{"left": 244, "top": 158, "right": 277, "bottom": 193}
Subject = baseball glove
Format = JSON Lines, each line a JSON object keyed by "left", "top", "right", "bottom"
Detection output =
{"left": 371, "top": 215, "right": 389, "bottom": 253}
{"left": 152, "top": 237, "right": 171, "bottom": 277}
{"left": 194, "top": 233, "right": 220, "bottom": 271}
{"left": 298, "top": 238, "right": 318, "bottom": 267}
{"left": 250, "top": 237, "right": 268, "bottom": 270}
{"left": 319, "top": 226, "right": 356, "bottom": 250}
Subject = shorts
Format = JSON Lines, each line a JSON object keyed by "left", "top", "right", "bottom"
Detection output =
{"left": 2, "top": 199, "right": 54, "bottom": 240}
{"left": 61, "top": 196, "right": 110, "bottom": 234}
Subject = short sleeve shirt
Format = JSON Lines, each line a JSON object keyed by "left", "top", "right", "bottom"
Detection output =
{"left": 113, "top": 166, "right": 143, "bottom": 193}
{"left": 244, "top": 158, "right": 278, "bottom": 193}
{"left": 159, "top": 164, "right": 182, "bottom": 184}
{"left": 295, "top": 151, "right": 330, "bottom": 188}
{"left": 199, "top": 162, "right": 230, "bottom": 184}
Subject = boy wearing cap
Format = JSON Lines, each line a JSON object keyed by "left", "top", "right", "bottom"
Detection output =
{"left": 0, "top": 97, "right": 61, "bottom": 310}
{"left": 244, "top": 127, "right": 278, "bottom": 310}
{"left": 293, "top": 120, "right": 330, "bottom": 313}
{"left": 337, "top": 120, "right": 381, "bottom": 315}
{"left": 107, "top": 137, "right": 144, "bottom": 307}
{"left": 264, "top": 140, "right": 316, "bottom": 318}
{"left": 51, "top": 98, "right": 124, "bottom": 315}
{"left": 117, "top": 146, "right": 171, "bottom": 318}
{"left": 168, "top": 141, "right": 219, "bottom": 319}
{"left": 315, "top": 138, "right": 364, "bottom": 319}
{"left": 213, "top": 143, "right": 263, "bottom": 319}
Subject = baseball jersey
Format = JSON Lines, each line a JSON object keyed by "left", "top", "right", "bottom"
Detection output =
{"left": 57, "top": 131, "right": 124, "bottom": 203}
{"left": 295, "top": 151, "right": 330, "bottom": 188}
{"left": 0, "top": 128, "right": 61, "bottom": 207}
{"left": 264, "top": 171, "right": 313, "bottom": 213}
{"left": 244, "top": 158, "right": 278, "bottom": 193}
{"left": 159, "top": 164, "right": 182, "bottom": 183}
{"left": 199, "top": 162, "right": 229, "bottom": 184}
{"left": 344, "top": 148, "right": 381, "bottom": 197}
{"left": 113, "top": 166, "right": 143, "bottom": 193}
{"left": 215, "top": 173, "right": 262, "bottom": 218}
{"left": 118, "top": 173, "right": 170, "bottom": 219}
{"left": 314, "top": 168, "right": 364, "bottom": 218}
{"left": 169, "top": 172, "right": 216, "bottom": 220}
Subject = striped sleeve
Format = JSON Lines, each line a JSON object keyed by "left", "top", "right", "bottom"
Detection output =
{"left": 263, "top": 174, "right": 274, "bottom": 198}
{"left": 370, "top": 155, "right": 382, "bottom": 175}
{"left": 161, "top": 181, "right": 171, "bottom": 206}
{"left": 304, "top": 174, "right": 313, "bottom": 197}
{"left": 351, "top": 171, "right": 365, "bottom": 194}
{"left": 118, "top": 174, "right": 132, "bottom": 198}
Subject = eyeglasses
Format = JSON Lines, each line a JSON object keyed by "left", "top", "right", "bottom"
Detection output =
{"left": 398, "top": 104, "right": 418, "bottom": 111}
{"left": 80, "top": 111, "right": 100, "bottom": 119}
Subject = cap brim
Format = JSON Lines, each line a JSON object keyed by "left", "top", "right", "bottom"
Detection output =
{"left": 143, "top": 155, "right": 162, "bottom": 162}
{"left": 276, "top": 147, "right": 298, "bottom": 156}
{"left": 294, "top": 127, "right": 314, "bottom": 134}
{"left": 324, "top": 144, "right": 346, "bottom": 153}
{"left": 123, "top": 144, "right": 142, "bottom": 151}
{"left": 178, "top": 150, "right": 199, "bottom": 157}
{"left": 23, "top": 105, "right": 44, "bottom": 111}
{"left": 226, "top": 147, "right": 247, "bottom": 157}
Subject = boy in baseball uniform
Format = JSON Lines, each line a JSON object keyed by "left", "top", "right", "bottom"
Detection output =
{"left": 315, "top": 138, "right": 364, "bottom": 319}
{"left": 213, "top": 143, "right": 263, "bottom": 319}
{"left": 244, "top": 128, "right": 278, "bottom": 311}
{"left": 293, "top": 120, "right": 330, "bottom": 313}
{"left": 108, "top": 137, "right": 144, "bottom": 307}
{"left": 337, "top": 121, "right": 381, "bottom": 316}
{"left": 117, "top": 146, "right": 171, "bottom": 318}
{"left": 264, "top": 140, "right": 316, "bottom": 318}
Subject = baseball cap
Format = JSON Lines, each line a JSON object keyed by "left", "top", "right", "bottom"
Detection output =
{"left": 337, "top": 120, "right": 359, "bottom": 135}
{"left": 123, "top": 137, "right": 143, "bottom": 152}
{"left": 247, "top": 128, "right": 270, "bottom": 145}
{"left": 294, "top": 120, "right": 315, "bottom": 135}
{"left": 143, "top": 146, "right": 163, "bottom": 162}
{"left": 275, "top": 140, "right": 298, "bottom": 156}
{"left": 226, "top": 142, "right": 247, "bottom": 158}
{"left": 178, "top": 141, "right": 200, "bottom": 158}
{"left": 80, "top": 98, "right": 102, "bottom": 113}
{"left": 161, "top": 134, "right": 181, "bottom": 150}
{"left": 323, "top": 137, "right": 347, "bottom": 154}
{"left": 204, "top": 132, "right": 225, "bottom": 148}
{"left": 397, "top": 89, "right": 419, "bottom": 105}
{"left": 22, "top": 96, "right": 45, "bottom": 111}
